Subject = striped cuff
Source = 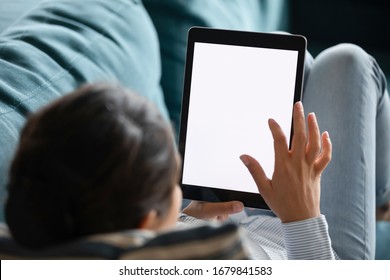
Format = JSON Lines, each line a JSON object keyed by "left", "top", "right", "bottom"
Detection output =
{"left": 282, "top": 215, "right": 336, "bottom": 260}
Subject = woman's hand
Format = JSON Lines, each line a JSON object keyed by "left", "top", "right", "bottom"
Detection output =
{"left": 182, "top": 200, "right": 244, "bottom": 221}
{"left": 240, "top": 102, "right": 332, "bottom": 223}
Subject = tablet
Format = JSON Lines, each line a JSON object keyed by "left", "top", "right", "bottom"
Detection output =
{"left": 179, "top": 27, "right": 306, "bottom": 209}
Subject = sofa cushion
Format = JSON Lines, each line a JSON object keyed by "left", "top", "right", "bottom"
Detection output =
{"left": 0, "top": 1, "right": 43, "bottom": 34}
{"left": 0, "top": 0, "right": 169, "bottom": 221}
{"left": 143, "top": 0, "right": 288, "bottom": 138}
{"left": 376, "top": 221, "right": 390, "bottom": 260}
{"left": 0, "top": 222, "right": 248, "bottom": 259}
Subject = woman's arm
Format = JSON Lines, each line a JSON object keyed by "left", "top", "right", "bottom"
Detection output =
{"left": 239, "top": 101, "right": 335, "bottom": 259}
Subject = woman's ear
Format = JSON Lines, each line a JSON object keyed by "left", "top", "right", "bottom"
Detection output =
{"left": 137, "top": 209, "right": 159, "bottom": 230}
{"left": 137, "top": 186, "right": 182, "bottom": 231}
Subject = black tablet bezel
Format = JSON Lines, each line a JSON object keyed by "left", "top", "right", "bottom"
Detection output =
{"left": 179, "top": 27, "right": 306, "bottom": 210}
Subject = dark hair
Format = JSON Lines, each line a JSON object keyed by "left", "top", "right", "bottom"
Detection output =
{"left": 5, "top": 83, "right": 179, "bottom": 249}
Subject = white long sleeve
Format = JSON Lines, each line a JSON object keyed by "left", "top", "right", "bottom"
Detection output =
{"left": 178, "top": 213, "right": 337, "bottom": 260}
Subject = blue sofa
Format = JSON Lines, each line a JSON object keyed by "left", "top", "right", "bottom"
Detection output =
{"left": 0, "top": 0, "right": 388, "bottom": 259}
{"left": 0, "top": 0, "right": 287, "bottom": 220}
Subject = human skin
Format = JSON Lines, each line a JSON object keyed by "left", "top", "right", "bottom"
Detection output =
{"left": 240, "top": 101, "right": 332, "bottom": 223}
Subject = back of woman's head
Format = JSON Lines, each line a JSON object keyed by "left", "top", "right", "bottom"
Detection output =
{"left": 5, "top": 83, "right": 178, "bottom": 249}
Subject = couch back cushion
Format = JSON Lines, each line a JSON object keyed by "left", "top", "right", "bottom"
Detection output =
{"left": 143, "top": 0, "right": 288, "bottom": 138}
{"left": 0, "top": 0, "right": 169, "bottom": 221}
{"left": 0, "top": 0, "right": 43, "bottom": 34}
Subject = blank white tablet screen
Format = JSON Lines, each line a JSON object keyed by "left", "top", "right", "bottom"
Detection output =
{"left": 182, "top": 42, "right": 298, "bottom": 193}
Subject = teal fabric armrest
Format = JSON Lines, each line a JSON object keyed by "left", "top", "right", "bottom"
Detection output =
{"left": 0, "top": 0, "right": 168, "bottom": 221}
{"left": 376, "top": 221, "right": 390, "bottom": 259}
{"left": 0, "top": 1, "right": 43, "bottom": 34}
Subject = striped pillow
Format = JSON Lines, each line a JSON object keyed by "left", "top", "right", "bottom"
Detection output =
{"left": 0, "top": 223, "right": 248, "bottom": 260}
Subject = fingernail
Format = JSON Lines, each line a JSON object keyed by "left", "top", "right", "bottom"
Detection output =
{"left": 295, "top": 101, "right": 304, "bottom": 111}
{"left": 240, "top": 155, "right": 250, "bottom": 166}
{"left": 233, "top": 202, "right": 244, "bottom": 212}
{"left": 324, "top": 131, "right": 330, "bottom": 140}
{"left": 308, "top": 112, "right": 316, "bottom": 121}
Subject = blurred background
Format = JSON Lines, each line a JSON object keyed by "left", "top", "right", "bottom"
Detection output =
{"left": 288, "top": 0, "right": 389, "bottom": 90}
